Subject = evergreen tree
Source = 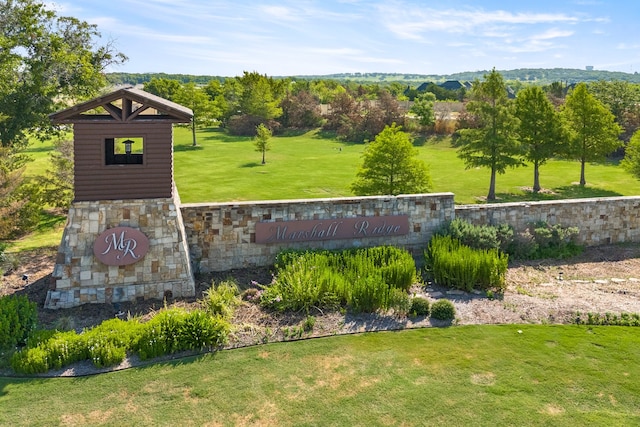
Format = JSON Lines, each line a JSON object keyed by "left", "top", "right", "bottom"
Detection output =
{"left": 457, "top": 69, "right": 522, "bottom": 201}
{"left": 562, "top": 83, "right": 622, "bottom": 186}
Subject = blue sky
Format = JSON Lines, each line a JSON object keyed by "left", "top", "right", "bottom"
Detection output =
{"left": 54, "top": 0, "right": 640, "bottom": 77}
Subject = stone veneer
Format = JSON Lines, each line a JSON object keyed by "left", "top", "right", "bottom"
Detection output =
{"left": 182, "top": 193, "right": 456, "bottom": 272}
{"left": 47, "top": 193, "right": 640, "bottom": 308}
{"left": 455, "top": 196, "right": 640, "bottom": 246}
{"left": 46, "top": 195, "right": 195, "bottom": 309}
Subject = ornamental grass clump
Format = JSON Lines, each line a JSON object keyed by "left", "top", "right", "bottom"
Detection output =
{"left": 201, "top": 280, "right": 241, "bottom": 320}
{"left": 425, "top": 235, "right": 508, "bottom": 292}
{"left": 261, "top": 246, "right": 417, "bottom": 314}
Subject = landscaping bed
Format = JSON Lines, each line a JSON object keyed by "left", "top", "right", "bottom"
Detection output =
{"left": 1, "top": 243, "right": 639, "bottom": 376}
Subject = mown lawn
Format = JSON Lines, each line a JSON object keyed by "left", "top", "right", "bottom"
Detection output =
{"left": 171, "top": 127, "right": 640, "bottom": 204}
{"left": 1, "top": 325, "right": 639, "bottom": 426}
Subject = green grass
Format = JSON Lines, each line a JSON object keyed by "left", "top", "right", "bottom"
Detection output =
{"left": 172, "top": 127, "right": 640, "bottom": 204}
{"left": 1, "top": 325, "right": 639, "bottom": 426}
{"left": 173, "top": 127, "right": 364, "bottom": 202}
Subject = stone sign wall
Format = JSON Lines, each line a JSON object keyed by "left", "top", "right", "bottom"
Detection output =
{"left": 182, "top": 193, "right": 456, "bottom": 272}
{"left": 182, "top": 195, "right": 640, "bottom": 274}
{"left": 455, "top": 196, "right": 640, "bottom": 246}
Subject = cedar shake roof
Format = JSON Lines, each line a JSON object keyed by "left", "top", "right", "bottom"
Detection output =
{"left": 49, "top": 87, "right": 193, "bottom": 124}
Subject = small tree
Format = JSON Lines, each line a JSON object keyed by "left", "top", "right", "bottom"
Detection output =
{"left": 351, "top": 124, "right": 432, "bottom": 196}
{"left": 410, "top": 92, "right": 436, "bottom": 128}
{"left": 174, "top": 83, "right": 218, "bottom": 146}
{"left": 514, "top": 86, "right": 566, "bottom": 193}
{"left": 562, "top": 83, "right": 622, "bottom": 186}
{"left": 254, "top": 124, "right": 272, "bottom": 165}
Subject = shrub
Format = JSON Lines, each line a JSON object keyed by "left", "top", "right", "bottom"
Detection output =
{"left": 88, "top": 339, "right": 126, "bottom": 368}
{"left": 262, "top": 251, "right": 344, "bottom": 312}
{"left": 0, "top": 294, "right": 38, "bottom": 350}
{"left": 440, "top": 219, "right": 582, "bottom": 261}
{"left": 179, "top": 310, "right": 230, "bottom": 351}
{"left": 134, "top": 308, "right": 230, "bottom": 360}
{"left": 529, "top": 222, "right": 582, "bottom": 259}
{"left": 10, "top": 307, "right": 232, "bottom": 373}
{"left": 10, "top": 346, "right": 49, "bottom": 374}
{"left": 425, "top": 235, "right": 508, "bottom": 292}
{"left": 430, "top": 299, "right": 456, "bottom": 321}
{"left": 346, "top": 276, "right": 387, "bottom": 313}
{"left": 410, "top": 297, "right": 431, "bottom": 317}
{"left": 302, "top": 315, "right": 316, "bottom": 332}
{"left": 440, "top": 218, "right": 512, "bottom": 252}
{"left": 42, "top": 330, "right": 88, "bottom": 369}
{"left": 388, "top": 288, "right": 412, "bottom": 317}
{"left": 201, "top": 280, "right": 241, "bottom": 319}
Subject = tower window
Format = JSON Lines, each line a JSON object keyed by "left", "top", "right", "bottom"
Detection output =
{"left": 105, "top": 137, "right": 144, "bottom": 165}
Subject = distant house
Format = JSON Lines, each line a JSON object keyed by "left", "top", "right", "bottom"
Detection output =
{"left": 416, "top": 82, "right": 434, "bottom": 92}
{"left": 439, "top": 80, "right": 465, "bottom": 91}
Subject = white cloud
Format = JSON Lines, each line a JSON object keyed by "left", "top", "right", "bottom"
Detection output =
{"left": 260, "top": 5, "right": 302, "bottom": 21}
{"left": 379, "top": 6, "right": 579, "bottom": 39}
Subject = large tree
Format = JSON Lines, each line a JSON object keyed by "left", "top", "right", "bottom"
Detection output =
{"left": 0, "top": 0, "right": 125, "bottom": 237}
{"left": 174, "top": 83, "right": 219, "bottom": 146}
{"left": 237, "top": 71, "right": 283, "bottom": 121}
{"left": 588, "top": 80, "right": 640, "bottom": 140}
{"left": 279, "top": 90, "right": 322, "bottom": 129}
{"left": 562, "top": 83, "right": 622, "bottom": 186}
{"left": 514, "top": 86, "right": 566, "bottom": 193}
{"left": 456, "top": 69, "right": 522, "bottom": 201}
{"left": 143, "top": 78, "right": 182, "bottom": 102}
{"left": 0, "top": 0, "right": 127, "bottom": 148}
{"left": 351, "top": 124, "right": 432, "bottom": 196}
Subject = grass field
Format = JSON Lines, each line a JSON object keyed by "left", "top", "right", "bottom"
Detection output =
{"left": 170, "top": 126, "right": 640, "bottom": 204}
{"left": 1, "top": 325, "right": 639, "bottom": 426}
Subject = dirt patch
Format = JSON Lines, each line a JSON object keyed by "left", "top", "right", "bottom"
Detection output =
{"left": 2, "top": 244, "right": 640, "bottom": 375}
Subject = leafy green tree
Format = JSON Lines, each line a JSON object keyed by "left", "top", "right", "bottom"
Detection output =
{"left": 410, "top": 92, "right": 436, "bottom": 128}
{"left": 621, "top": 130, "right": 640, "bottom": 179}
{"left": 0, "top": 146, "right": 41, "bottom": 239}
{"left": 514, "top": 86, "right": 566, "bottom": 193}
{"left": 588, "top": 80, "right": 640, "bottom": 140}
{"left": 309, "top": 79, "right": 346, "bottom": 104}
{"left": 457, "top": 69, "right": 522, "bottom": 201}
{"left": 174, "top": 83, "right": 219, "bottom": 146}
{"left": 237, "top": 71, "right": 283, "bottom": 120}
{"left": 351, "top": 124, "right": 432, "bottom": 196}
{"left": 562, "top": 83, "right": 622, "bottom": 186}
{"left": 0, "top": 0, "right": 126, "bottom": 148}
{"left": 254, "top": 124, "right": 272, "bottom": 164}
{"left": 143, "top": 78, "right": 182, "bottom": 101}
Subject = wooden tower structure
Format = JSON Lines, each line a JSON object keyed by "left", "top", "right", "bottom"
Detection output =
{"left": 46, "top": 87, "right": 196, "bottom": 308}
